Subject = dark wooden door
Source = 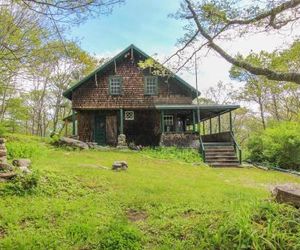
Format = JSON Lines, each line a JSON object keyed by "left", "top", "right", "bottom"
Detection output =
{"left": 95, "top": 115, "right": 106, "bottom": 145}
{"left": 106, "top": 114, "right": 117, "bottom": 146}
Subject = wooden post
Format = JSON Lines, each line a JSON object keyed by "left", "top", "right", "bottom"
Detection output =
{"left": 192, "top": 110, "right": 196, "bottom": 132}
{"left": 65, "top": 121, "right": 68, "bottom": 136}
{"left": 161, "top": 110, "right": 165, "bottom": 133}
{"left": 120, "top": 108, "right": 124, "bottom": 134}
{"left": 229, "top": 111, "right": 233, "bottom": 132}
{"left": 218, "top": 115, "right": 221, "bottom": 133}
{"left": 209, "top": 118, "right": 212, "bottom": 134}
{"left": 202, "top": 121, "right": 205, "bottom": 135}
{"left": 72, "top": 110, "right": 76, "bottom": 136}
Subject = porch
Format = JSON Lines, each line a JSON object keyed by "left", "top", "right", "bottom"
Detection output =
{"left": 64, "top": 103, "right": 241, "bottom": 166}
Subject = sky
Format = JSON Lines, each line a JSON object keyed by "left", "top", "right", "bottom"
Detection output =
{"left": 68, "top": 0, "right": 298, "bottom": 93}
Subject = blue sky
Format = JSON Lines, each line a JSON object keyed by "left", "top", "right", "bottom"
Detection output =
{"left": 69, "top": 0, "right": 184, "bottom": 56}
{"left": 67, "top": 0, "right": 296, "bottom": 91}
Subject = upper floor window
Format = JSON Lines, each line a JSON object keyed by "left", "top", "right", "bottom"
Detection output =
{"left": 109, "top": 76, "right": 122, "bottom": 95}
{"left": 144, "top": 76, "right": 158, "bottom": 95}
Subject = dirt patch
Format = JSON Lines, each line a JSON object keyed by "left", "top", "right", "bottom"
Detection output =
{"left": 0, "top": 226, "right": 7, "bottom": 238}
{"left": 182, "top": 209, "right": 201, "bottom": 218}
{"left": 126, "top": 209, "right": 148, "bottom": 222}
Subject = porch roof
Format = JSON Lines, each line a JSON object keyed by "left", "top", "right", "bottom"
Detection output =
{"left": 155, "top": 104, "right": 240, "bottom": 121}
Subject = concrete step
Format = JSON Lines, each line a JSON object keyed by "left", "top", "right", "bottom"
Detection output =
{"left": 208, "top": 162, "right": 241, "bottom": 167}
{"left": 205, "top": 152, "right": 236, "bottom": 156}
{"left": 205, "top": 149, "right": 235, "bottom": 153}
{"left": 203, "top": 142, "right": 233, "bottom": 147}
{"left": 206, "top": 156, "right": 238, "bottom": 161}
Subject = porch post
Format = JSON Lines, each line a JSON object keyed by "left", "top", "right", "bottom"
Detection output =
{"left": 218, "top": 115, "right": 221, "bottom": 133}
{"left": 209, "top": 118, "right": 212, "bottom": 134}
{"left": 120, "top": 108, "right": 124, "bottom": 134}
{"left": 72, "top": 109, "right": 76, "bottom": 136}
{"left": 229, "top": 111, "right": 233, "bottom": 132}
{"left": 192, "top": 110, "right": 196, "bottom": 132}
{"left": 160, "top": 110, "right": 165, "bottom": 133}
{"left": 65, "top": 120, "right": 68, "bottom": 136}
{"left": 202, "top": 121, "right": 205, "bottom": 135}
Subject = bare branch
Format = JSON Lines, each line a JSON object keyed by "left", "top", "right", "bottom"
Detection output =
{"left": 185, "top": 0, "right": 300, "bottom": 84}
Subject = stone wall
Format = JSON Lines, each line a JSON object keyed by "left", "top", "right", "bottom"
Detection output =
{"left": 159, "top": 133, "right": 200, "bottom": 149}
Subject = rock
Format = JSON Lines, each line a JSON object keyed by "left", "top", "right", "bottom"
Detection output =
{"left": 0, "top": 163, "right": 13, "bottom": 171}
{"left": 272, "top": 184, "right": 300, "bottom": 208}
{"left": 0, "top": 138, "right": 6, "bottom": 144}
{"left": 0, "top": 157, "right": 7, "bottom": 164}
{"left": 12, "top": 159, "right": 31, "bottom": 168}
{"left": 58, "top": 137, "right": 89, "bottom": 150}
{"left": 0, "top": 144, "right": 6, "bottom": 150}
{"left": 19, "top": 166, "right": 31, "bottom": 174}
{"left": 117, "top": 134, "right": 127, "bottom": 148}
{"left": 0, "top": 172, "right": 17, "bottom": 180}
{"left": 128, "top": 142, "right": 141, "bottom": 151}
{"left": 0, "top": 150, "right": 7, "bottom": 157}
{"left": 86, "top": 142, "right": 98, "bottom": 149}
{"left": 112, "top": 161, "right": 128, "bottom": 171}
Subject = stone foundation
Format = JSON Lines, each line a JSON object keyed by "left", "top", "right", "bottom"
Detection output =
{"left": 159, "top": 133, "right": 200, "bottom": 149}
{"left": 117, "top": 134, "right": 128, "bottom": 149}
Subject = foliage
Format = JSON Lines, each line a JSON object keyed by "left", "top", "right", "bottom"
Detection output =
{"left": 247, "top": 121, "right": 300, "bottom": 169}
{"left": 141, "top": 146, "right": 202, "bottom": 163}
{"left": 5, "top": 133, "right": 47, "bottom": 159}
{"left": 0, "top": 137, "right": 300, "bottom": 248}
{"left": 96, "top": 221, "right": 142, "bottom": 250}
{"left": 0, "top": 172, "right": 40, "bottom": 196}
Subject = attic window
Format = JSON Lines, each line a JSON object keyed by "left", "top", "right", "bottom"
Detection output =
{"left": 144, "top": 76, "right": 158, "bottom": 95}
{"left": 109, "top": 76, "right": 122, "bottom": 95}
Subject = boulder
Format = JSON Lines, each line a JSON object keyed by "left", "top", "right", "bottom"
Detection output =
{"left": 0, "top": 157, "right": 7, "bottom": 164}
{"left": 112, "top": 161, "right": 128, "bottom": 171}
{"left": 272, "top": 184, "right": 300, "bottom": 208}
{"left": 19, "top": 166, "right": 31, "bottom": 174}
{"left": 0, "top": 150, "right": 7, "bottom": 157}
{"left": 0, "top": 172, "right": 17, "bottom": 180}
{"left": 0, "top": 163, "right": 13, "bottom": 171}
{"left": 0, "top": 138, "right": 6, "bottom": 144}
{"left": 58, "top": 137, "right": 89, "bottom": 150}
{"left": 12, "top": 159, "right": 31, "bottom": 168}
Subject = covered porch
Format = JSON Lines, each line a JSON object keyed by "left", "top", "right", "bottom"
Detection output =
{"left": 156, "top": 104, "right": 241, "bottom": 166}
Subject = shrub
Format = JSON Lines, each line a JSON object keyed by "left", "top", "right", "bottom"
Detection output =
{"left": 6, "top": 141, "right": 42, "bottom": 159}
{"left": 142, "top": 146, "right": 202, "bottom": 163}
{"left": 0, "top": 171, "right": 40, "bottom": 196}
{"left": 96, "top": 221, "right": 142, "bottom": 250}
{"left": 247, "top": 121, "right": 300, "bottom": 170}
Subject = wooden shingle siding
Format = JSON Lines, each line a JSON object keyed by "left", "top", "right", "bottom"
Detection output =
{"left": 72, "top": 57, "right": 193, "bottom": 109}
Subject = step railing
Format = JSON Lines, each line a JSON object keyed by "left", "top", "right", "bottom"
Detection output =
{"left": 230, "top": 132, "right": 242, "bottom": 165}
{"left": 199, "top": 136, "right": 206, "bottom": 162}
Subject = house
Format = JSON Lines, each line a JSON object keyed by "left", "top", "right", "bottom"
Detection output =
{"left": 63, "top": 44, "right": 241, "bottom": 166}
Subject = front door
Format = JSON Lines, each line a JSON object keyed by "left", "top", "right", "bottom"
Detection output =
{"left": 95, "top": 115, "right": 106, "bottom": 145}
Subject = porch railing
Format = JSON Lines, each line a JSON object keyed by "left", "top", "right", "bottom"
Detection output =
{"left": 199, "top": 135, "right": 206, "bottom": 162}
{"left": 230, "top": 132, "right": 242, "bottom": 165}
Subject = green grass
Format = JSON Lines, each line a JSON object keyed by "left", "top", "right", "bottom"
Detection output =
{"left": 1, "top": 135, "right": 300, "bottom": 249}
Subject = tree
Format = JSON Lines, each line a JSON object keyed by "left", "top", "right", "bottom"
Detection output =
{"left": 171, "top": 0, "right": 300, "bottom": 84}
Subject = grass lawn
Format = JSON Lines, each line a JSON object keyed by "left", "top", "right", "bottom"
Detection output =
{"left": 1, "top": 136, "right": 300, "bottom": 249}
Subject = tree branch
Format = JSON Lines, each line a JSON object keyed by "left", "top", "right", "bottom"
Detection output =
{"left": 185, "top": 0, "right": 300, "bottom": 84}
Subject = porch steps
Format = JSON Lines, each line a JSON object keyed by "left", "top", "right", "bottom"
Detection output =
{"left": 203, "top": 142, "right": 240, "bottom": 167}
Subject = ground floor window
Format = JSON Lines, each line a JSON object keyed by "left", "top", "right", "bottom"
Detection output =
{"left": 163, "top": 115, "right": 174, "bottom": 132}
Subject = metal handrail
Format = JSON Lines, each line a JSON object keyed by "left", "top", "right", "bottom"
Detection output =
{"left": 230, "top": 132, "right": 242, "bottom": 165}
{"left": 199, "top": 135, "right": 206, "bottom": 162}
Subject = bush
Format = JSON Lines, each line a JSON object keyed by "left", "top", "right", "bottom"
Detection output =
{"left": 247, "top": 121, "right": 300, "bottom": 170}
{"left": 0, "top": 171, "right": 40, "bottom": 196}
{"left": 96, "top": 221, "right": 142, "bottom": 250}
{"left": 6, "top": 141, "right": 42, "bottom": 159}
{"left": 142, "top": 146, "right": 202, "bottom": 163}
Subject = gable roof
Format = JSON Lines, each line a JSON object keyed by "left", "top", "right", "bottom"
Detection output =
{"left": 63, "top": 44, "right": 200, "bottom": 100}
